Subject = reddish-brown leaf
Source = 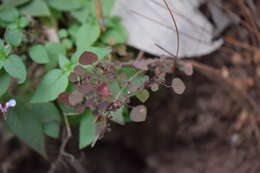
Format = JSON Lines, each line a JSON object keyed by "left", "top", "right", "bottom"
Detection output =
{"left": 58, "top": 92, "right": 71, "bottom": 106}
{"left": 97, "top": 101, "right": 109, "bottom": 112}
{"left": 74, "top": 65, "right": 86, "bottom": 76}
{"left": 78, "top": 83, "right": 94, "bottom": 95}
{"left": 75, "top": 104, "right": 86, "bottom": 114}
{"left": 68, "top": 72, "right": 78, "bottom": 82}
{"left": 79, "top": 51, "right": 98, "bottom": 65}
{"left": 68, "top": 90, "right": 84, "bottom": 106}
{"left": 85, "top": 99, "right": 97, "bottom": 108}
{"left": 97, "top": 83, "right": 112, "bottom": 97}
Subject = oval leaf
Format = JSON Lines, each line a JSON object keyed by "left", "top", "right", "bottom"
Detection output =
{"left": 76, "top": 21, "right": 100, "bottom": 49}
{"left": 79, "top": 110, "right": 97, "bottom": 149}
{"left": 171, "top": 78, "right": 186, "bottom": 95}
{"left": 68, "top": 90, "right": 84, "bottom": 106}
{"left": 3, "top": 55, "right": 26, "bottom": 83}
{"left": 48, "top": 0, "right": 81, "bottom": 11}
{"left": 135, "top": 89, "right": 150, "bottom": 103}
{"left": 45, "top": 42, "right": 66, "bottom": 70}
{"left": 29, "top": 44, "right": 49, "bottom": 64}
{"left": 4, "top": 29, "right": 23, "bottom": 47}
{"left": 0, "top": 73, "right": 10, "bottom": 97}
{"left": 19, "top": 0, "right": 50, "bottom": 17}
{"left": 79, "top": 51, "right": 98, "bottom": 65}
{"left": 130, "top": 105, "right": 147, "bottom": 122}
{"left": 31, "top": 69, "right": 69, "bottom": 103}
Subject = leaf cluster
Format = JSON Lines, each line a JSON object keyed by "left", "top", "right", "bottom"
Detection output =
{"left": 0, "top": 0, "right": 192, "bottom": 158}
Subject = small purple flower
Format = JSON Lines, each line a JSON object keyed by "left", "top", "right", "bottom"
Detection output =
{"left": 0, "top": 99, "right": 16, "bottom": 119}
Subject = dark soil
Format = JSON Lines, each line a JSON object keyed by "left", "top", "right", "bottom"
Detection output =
{"left": 1, "top": 0, "right": 260, "bottom": 173}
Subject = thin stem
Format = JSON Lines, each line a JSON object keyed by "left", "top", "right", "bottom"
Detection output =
{"left": 162, "top": 0, "right": 180, "bottom": 58}
{"left": 115, "top": 70, "right": 144, "bottom": 101}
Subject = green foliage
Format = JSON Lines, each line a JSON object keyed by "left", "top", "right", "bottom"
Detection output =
{"left": 19, "top": 0, "right": 51, "bottom": 17}
{"left": 79, "top": 110, "right": 97, "bottom": 149}
{"left": 1, "top": 0, "right": 30, "bottom": 8}
{"left": 45, "top": 42, "right": 66, "bottom": 69}
{"left": 99, "top": 0, "right": 115, "bottom": 16}
{"left": 29, "top": 44, "right": 49, "bottom": 64}
{"left": 3, "top": 55, "right": 26, "bottom": 83}
{"left": 136, "top": 89, "right": 150, "bottom": 103}
{"left": 58, "top": 29, "right": 68, "bottom": 39}
{"left": 5, "top": 102, "right": 61, "bottom": 158}
{"left": 31, "top": 69, "right": 69, "bottom": 103}
{"left": 0, "top": 0, "right": 156, "bottom": 157}
{"left": 4, "top": 29, "right": 23, "bottom": 47}
{"left": 101, "top": 24, "right": 128, "bottom": 45}
{"left": 0, "top": 73, "right": 10, "bottom": 97}
{"left": 0, "top": 8, "right": 19, "bottom": 23}
{"left": 76, "top": 20, "right": 100, "bottom": 49}
{"left": 48, "top": 0, "right": 82, "bottom": 11}
{"left": 111, "top": 107, "right": 125, "bottom": 125}
{"left": 58, "top": 55, "right": 70, "bottom": 69}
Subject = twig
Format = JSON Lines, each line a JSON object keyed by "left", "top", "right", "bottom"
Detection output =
{"left": 224, "top": 36, "right": 260, "bottom": 54}
{"left": 48, "top": 106, "right": 85, "bottom": 173}
{"left": 162, "top": 0, "right": 180, "bottom": 58}
{"left": 136, "top": 50, "right": 145, "bottom": 61}
{"left": 238, "top": 0, "right": 260, "bottom": 44}
{"left": 96, "top": 0, "right": 106, "bottom": 32}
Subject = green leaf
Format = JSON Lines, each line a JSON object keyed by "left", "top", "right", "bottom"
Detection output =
{"left": 0, "top": 40, "right": 9, "bottom": 62}
{"left": 0, "top": 8, "right": 19, "bottom": 22}
{"left": 58, "top": 29, "right": 68, "bottom": 39}
{"left": 111, "top": 107, "right": 124, "bottom": 125}
{"left": 0, "top": 61, "right": 4, "bottom": 69}
{"left": 43, "top": 122, "right": 60, "bottom": 138}
{"left": 68, "top": 24, "right": 80, "bottom": 41}
{"left": 135, "top": 89, "right": 150, "bottom": 103}
{"left": 101, "top": 24, "right": 127, "bottom": 45}
{"left": 58, "top": 55, "right": 70, "bottom": 69}
{"left": 45, "top": 42, "right": 66, "bottom": 69}
{"left": 109, "top": 80, "right": 121, "bottom": 97}
{"left": 19, "top": 0, "right": 50, "bottom": 17}
{"left": 71, "top": 8, "right": 91, "bottom": 24}
{"left": 3, "top": 55, "right": 26, "bottom": 83}
{"left": 0, "top": 73, "right": 10, "bottom": 97}
{"left": 76, "top": 20, "right": 100, "bottom": 49}
{"left": 72, "top": 47, "right": 111, "bottom": 63}
{"left": 5, "top": 103, "right": 47, "bottom": 158}
{"left": 5, "top": 102, "right": 61, "bottom": 157}
{"left": 17, "top": 16, "right": 30, "bottom": 29}
{"left": 5, "top": 29, "right": 23, "bottom": 47}
{"left": 100, "top": 0, "right": 115, "bottom": 16}
{"left": 79, "top": 110, "right": 96, "bottom": 149}
{"left": 33, "top": 103, "right": 61, "bottom": 138}
{"left": 31, "top": 69, "right": 69, "bottom": 103}
{"left": 29, "top": 44, "right": 49, "bottom": 64}
{"left": 89, "top": 0, "right": 114, "bottom": 17}
{"left": 61, "top": 39, "right": 73, "bottom": 50}
{"left": 1, "top": 0, "right": 30, "bottom": 8}
{"left": 48, "top": 0, "right": 81, "bottom": 11}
